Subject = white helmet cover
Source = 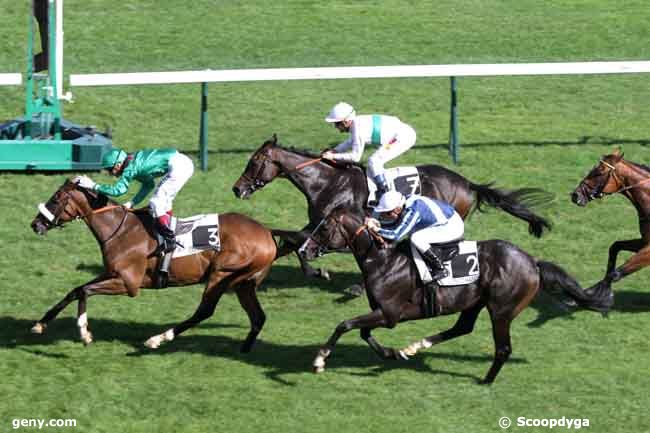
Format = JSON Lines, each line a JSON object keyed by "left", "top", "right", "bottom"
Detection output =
{"left": 375, "top": 190, "right": 406, "bottom": 212}
{"left": 325, "top": 102, "right": 356, "bottom": 123}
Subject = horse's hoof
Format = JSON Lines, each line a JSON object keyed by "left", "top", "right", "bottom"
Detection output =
{"left": 477, "top": 378, "right": 493, "bottom": 385}
{"left": 31, "top": 322, "right": 46, "bottom": 334}
{"left": 144, "top": 337, "right": 161, "bottom": 350}
{"left": 81, "top": 332, "right": 93, "bottom": 346}
{"left": 344, "top": 284, "right": 364, "bottom": 297}
{"left": 397, "top": 350, "right": 410, "bottom": 360}
{"left": 319, "top": 268, "right": 331, "bottom": 281}
{"left": 313, "top": 366, "right": 325, "bottom": 374}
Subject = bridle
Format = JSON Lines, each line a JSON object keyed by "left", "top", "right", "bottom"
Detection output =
{"left": 590, "top": 159, "right": 650, "bottom": 198}
{"left": 241, "top": 146, "right": 325, "bottom": 192}
{"left": 37, "top": 186, "right": 131, "bottom": 244}
{"left": 303, "top": 213, "right": 386, "bottom": 257}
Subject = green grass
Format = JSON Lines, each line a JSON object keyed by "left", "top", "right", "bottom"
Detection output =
{"left": 2, "top": 1, "right": 650, "bottom": 432}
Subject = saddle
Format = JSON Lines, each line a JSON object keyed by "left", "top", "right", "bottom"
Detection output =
{"left": 410, "top": 239, "right": 480, "bottom": 318}
{"left": 366, "top": 166, "right": 421, "bottom": 207}
{"left": 136, "top": 212, "right": 221, "bottom": 289}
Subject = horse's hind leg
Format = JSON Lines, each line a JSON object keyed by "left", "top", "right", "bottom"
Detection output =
{"left": 144, "top": 272, "right": 230, "bottom": 349}
{"left": 401, "top": 303, "right": 484, "bottom": 358}
{"left": 235, "top": 280, "right": 266, "bottom": 353}
{"left": 480, "top": 313, "right": 512, "bottom": 385}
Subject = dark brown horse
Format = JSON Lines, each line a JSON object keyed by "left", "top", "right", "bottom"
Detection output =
{"left": 299, "top": 208, "right": 610, "bottom": 384}
{"left": 30, "top": 179, "right": 276, "bottom": 351}
{"left": 233, "top": 135, "right": 552, "bottom": 281}
{"left": 572, "top": 149, "right": 650, "bottom": 301}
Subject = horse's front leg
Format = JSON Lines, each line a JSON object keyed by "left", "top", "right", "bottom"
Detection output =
{"left": 273, "top": 228, "right": 330, "bottom": 280}
{"left": 587, "top": 239, "right": 647, "bottom": 300}
{"left": 605, "top": 239, "right": 644, "bottom": 278}
{"left": 74, "top": 277, "right": 129, "bottom": 345}
{"left": 31, "top": 275, "right": 106, "bottom": 334}
{"left": 314, "top": 308, "right": 391, "bottom": 373}
{"left": 361, "top": 303, "right": 425, "bottom": 360}
{"left": 32, "top": 275, "right": 128, "bottom": 345}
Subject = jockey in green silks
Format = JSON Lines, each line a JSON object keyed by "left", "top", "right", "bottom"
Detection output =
{"left": 74, "top": 147, "right": 194, "bottom": 250}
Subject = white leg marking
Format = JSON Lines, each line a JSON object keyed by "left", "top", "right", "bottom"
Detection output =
{"left": 144, "top": 328, "right": 175, "bottom": 349}
{"left": 313, "top": 348, "right": 331, "bottom": 373}
{"left": 77, "top": 313, "right": 93, "bottom": 345}
{"left": 31, "top": 322, "right": 46, "bottom": 334}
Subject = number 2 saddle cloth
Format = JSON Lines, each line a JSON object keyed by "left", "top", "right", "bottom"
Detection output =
{"left": 411, "top": 239, "right": 480, "bottom": 287}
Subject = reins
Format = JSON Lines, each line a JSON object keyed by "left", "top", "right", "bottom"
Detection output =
{"left": 600, "top": 159, "right": 650, "bottom": 195}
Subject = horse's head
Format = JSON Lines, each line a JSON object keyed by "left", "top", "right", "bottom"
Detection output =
{"left": 31, "top": 178, "right": 107, "bottom": 235}
{"left": 232, "top": 134, "right": 283, "bottom": 199}
{"left": 299, "top": 208, "right": 378, "bottom": 260}
{"left": 571, "top": 149, "right": 625, "bottom": 206}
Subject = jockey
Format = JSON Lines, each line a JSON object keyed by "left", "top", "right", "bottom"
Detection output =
{"left": 322, "top": 102, "right": 417, "bottom": 198}
{"left": 75, "top": 147, "right": 194, "bottom": 250}
{"left": 366, "top": 191, "right": 464, "bottom": 280}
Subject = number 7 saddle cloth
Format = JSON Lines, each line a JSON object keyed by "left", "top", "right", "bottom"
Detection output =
{"left": 367, "top": 166, "right": 421, "bottom": 207}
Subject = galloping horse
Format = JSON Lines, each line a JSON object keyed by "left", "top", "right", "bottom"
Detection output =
{"left": 30, "top": 179, "right": 276, "bottom": 351}
{"left": 299, "top": 209, "right": 610, "bottom": 384}
{"left": 572, "top": 149, "right": 650, "bottom": 301}
{"left": 233, "top": 135, "right": 553, "bottom": 279}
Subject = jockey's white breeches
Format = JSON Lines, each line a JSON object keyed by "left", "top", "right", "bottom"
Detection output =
{"left": 148, "top": 153, "right": 194, "bottom": 217}
{"left": 367, "top": 123, "right": 417, "bottom": 178}
{"left": 410, "top": 212, "right": 464, "bottom": 253}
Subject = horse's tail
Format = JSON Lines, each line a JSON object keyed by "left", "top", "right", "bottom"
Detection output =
{"left": 537, "top": 261, "right": 612, "bottom": 315}
{"left": 470, "top": 182, "right": 553, "bottom": 238}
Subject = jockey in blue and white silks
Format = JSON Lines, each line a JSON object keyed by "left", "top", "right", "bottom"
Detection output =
{"left": 366, "top": 191, "right": 464, "bottom": 279}
{"left": 322, "top": 102, "right": 417, "bottom": 199}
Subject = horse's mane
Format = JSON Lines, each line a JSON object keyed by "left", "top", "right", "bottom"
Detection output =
{"left": 628, "top": 160, "right": 650, "bottom": 174}
{"left": 276, "top": 144, "right": 367, "bottom": 171}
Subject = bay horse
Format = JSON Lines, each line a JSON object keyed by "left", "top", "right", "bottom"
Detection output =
{"left": 232, "top": 135, "right": 552, "bottom": 280}
{"left": 30, "top": 179, "right": 276, "bottom": 352}
{"left": 299, "top": 208, "right": 610, "bottom": 384}
{"left": 572, "top": 148, "right": 650, "bottom": 301}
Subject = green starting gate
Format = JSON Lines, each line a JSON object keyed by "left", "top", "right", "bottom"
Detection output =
{"left": 0, "top": 0, "right": 112, "bottom": 171}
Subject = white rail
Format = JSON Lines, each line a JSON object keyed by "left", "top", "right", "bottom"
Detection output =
{"left": 0, "top": 74, "right": 22, "bottom": 86}
{"left": 70, "top": 61, "right": 650, "bottom": 86}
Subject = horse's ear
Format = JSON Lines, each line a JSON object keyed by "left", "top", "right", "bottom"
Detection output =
{"left": 611, "top": 146, "right": 624, "bottom": 160}
{"left": 271, "top": 133, "right": 278, "bottom": 145}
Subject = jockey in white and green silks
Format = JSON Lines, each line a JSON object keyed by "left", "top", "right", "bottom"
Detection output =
{"left": 322, "top": 102, "right": 417, "bottom": 198}
{"left": 75, "top": 147, "right": 194, "bottom": 246}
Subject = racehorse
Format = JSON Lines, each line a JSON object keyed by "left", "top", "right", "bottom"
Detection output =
{"left": 299, "top": 208, "right": 610, "bottom": 384}
{"left": 572, "top": 148, "right": 650, "bottom": 301}
{"left": 30, "top": 179, "right": 276, "bottom": 351}
{"left": 233, "top": 135, "right": 552, "bottom": 280}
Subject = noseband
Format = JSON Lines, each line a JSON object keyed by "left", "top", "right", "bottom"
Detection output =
{"left": 38, "top": 187, "right": 130, "bottom": 244}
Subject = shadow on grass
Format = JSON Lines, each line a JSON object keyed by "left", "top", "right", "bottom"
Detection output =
{"left": 526, "top": 289, "right": 650, "bottom": 328}
{"left": 0, "top": 316, "right": 529, "bottom": 385}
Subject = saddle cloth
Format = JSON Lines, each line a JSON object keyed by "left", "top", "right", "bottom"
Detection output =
{"left": 367, "top": 166, "right": 421, "bottom": 206}
{"left": 411, "top": 240, "right": 480, "bottom": 286}
{"left": 168, "top": 213, "right": 220, "bottom": 258}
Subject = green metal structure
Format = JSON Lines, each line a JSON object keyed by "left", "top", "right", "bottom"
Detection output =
{"left": 0, "top": 0, "right": 112, "bottom": 171}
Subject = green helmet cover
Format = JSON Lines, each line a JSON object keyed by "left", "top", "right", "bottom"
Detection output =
{"left": 101, "top": 148, "right": 127, "bottom": 169}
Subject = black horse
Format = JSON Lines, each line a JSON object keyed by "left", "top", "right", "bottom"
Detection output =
{"left": 233, "top": 135, "right": 553, "bottom": 280}
{"left": 299, "top": 208, "right": 610, "bottom": 384}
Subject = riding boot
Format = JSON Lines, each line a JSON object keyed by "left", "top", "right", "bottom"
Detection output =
{"left": 373, "top": 173, "right": 390, "bottom": 197}
{"left": 156, "top": 215, "right": 176, "bottom": 253}
{"left": 422, "top": 247, "right": 449, "bottom": 280}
